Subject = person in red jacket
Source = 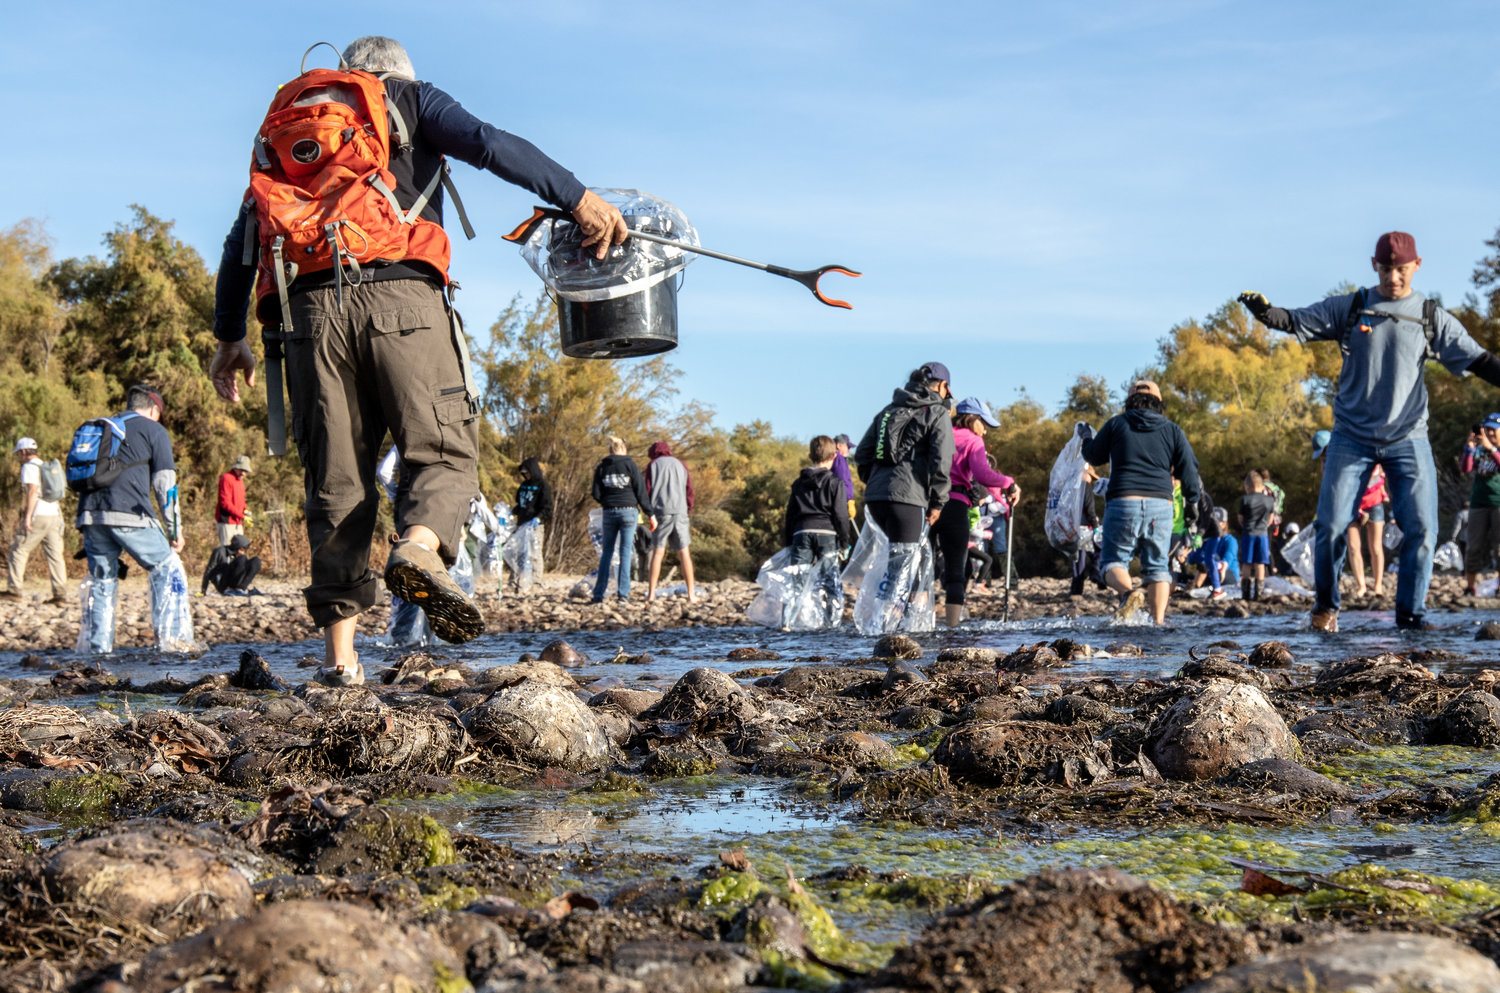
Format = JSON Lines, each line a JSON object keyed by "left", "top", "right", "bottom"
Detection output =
{"left": 216, "top": 455, "right": 252, "bottom": 547}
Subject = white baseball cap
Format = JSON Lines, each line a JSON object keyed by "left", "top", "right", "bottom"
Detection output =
{"left": 12, "top": 438, "right": 36, "bottom": 453}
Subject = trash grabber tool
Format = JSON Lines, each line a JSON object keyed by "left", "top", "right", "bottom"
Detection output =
{"left": 1003, "top": 509, "right": 1015, "bottom": 623}
{"left": 503, "top": 206, "right": 862, "bottom": 309}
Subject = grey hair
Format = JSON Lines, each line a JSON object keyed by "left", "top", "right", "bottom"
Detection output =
{"left": 342, "top": 36, "right": 415, "bottom": 80}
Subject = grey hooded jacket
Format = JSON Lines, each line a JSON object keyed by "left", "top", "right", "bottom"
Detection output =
{"left": 852, "top": 384, "right": 954, "bottom": 511}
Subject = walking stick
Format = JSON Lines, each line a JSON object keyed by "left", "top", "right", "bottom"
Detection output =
{"left": 1002, "top": 509, "right": 1015, "bottom": 623}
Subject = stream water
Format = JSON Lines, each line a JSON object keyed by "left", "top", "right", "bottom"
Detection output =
{"left": 6, "top": 605, "right": 1500, "bottom": 944}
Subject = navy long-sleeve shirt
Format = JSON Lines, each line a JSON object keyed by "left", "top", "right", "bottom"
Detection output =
{"left": 1081, "top": 408, "right": 1199, "bottom": 507}
{"left": 214, "top": 78, "right": 588, "bottom": 341}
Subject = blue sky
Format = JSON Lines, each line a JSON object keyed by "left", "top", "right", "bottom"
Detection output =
{"left": 6, "top": 1, "right": 1500, "bottom": 440}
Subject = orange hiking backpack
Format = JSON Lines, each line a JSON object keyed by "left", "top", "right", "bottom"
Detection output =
{"left": 246, "top": 44, "right": 468, "bottom": 328}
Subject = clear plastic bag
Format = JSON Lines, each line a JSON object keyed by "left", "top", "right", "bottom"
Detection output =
{"left": 1281, "top": 525, "right": 1315, "bottom": 586}
{"left": 76, "top": 577, "right": 115, "bottom": 654}
{"left": 1045, "top": 423, "right": 1092, "bottom": 554}
{"left": 450, "top": 542, "right": 476, "bottom": 597}
{"left": 1383, "top": 520, "right": 1403, "bottom": 551}
{"left": 149, "top": 552, "right": 197, "bottom": 653}
{"left": 518, "top": 189, "right": 698, "bottom": 303}
{"left": 1434, "top": 540, "right": 1463, "bottom": 572}
{"left": 850, "top": 518, "right": 935, "bottom": 635}
{"left": 503, "top": 518, "right": 543, "bottom": 593}
{"left": 386, "top": 596, "right": 430, "bottom": 648}
{"left": 747, "top": 546, "right": 844, "bottom": 630}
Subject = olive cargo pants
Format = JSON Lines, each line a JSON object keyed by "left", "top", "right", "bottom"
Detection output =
{"left": 284, "top": 277, "right": 478, "bottom": 627}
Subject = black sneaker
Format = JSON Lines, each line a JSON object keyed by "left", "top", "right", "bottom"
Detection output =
{"left": 1395, "top": 616, "right": 1437, "bottom": 632}
{"left": 384, "top": 540, "right": 484, "bottom": 643}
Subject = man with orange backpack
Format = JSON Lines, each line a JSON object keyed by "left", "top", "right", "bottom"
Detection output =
{"left": 208, "top": 36, "right": 627, "bottom": 685}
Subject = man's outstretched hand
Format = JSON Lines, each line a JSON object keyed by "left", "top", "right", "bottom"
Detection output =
{"left": 1238, "top": 291, "right": 1271, "bottom": 320}
{"left": 210, "top": 340, "right": 257, "bottom": 403}
{"left": 573, "top": 190, "right": 629, "bottom": 260}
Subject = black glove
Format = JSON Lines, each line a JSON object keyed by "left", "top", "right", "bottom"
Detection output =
{"left": 1238, "top": 291, "right": 1271, "bottom": 320}
{"left": 1075, "top": 422, "right": 1095, "bottom": 442}
{"left": 1182, "top": 500, "right": 1200, "bottom": 531}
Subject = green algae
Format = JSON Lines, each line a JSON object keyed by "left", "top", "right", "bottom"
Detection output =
{"left": 422, "top": 880, "right": 483, "bottom": 911}
{"left": 698, "top": 871, "right": 764, "bottom": 909}
{"left": 889, "top": 742, "right": 931, "bottom": 767}
{"left": 431, "top": 960, "right": 473, "bottom": 993}
{"left": 352, "top": 811, "right": 457, "bottom": 869}
{"left": 1313, "top": 745, "right": 1492, "bottom": 792}
{"left": 1302, "top": 865, "right": 1500, "bottom": 920}
{"left": 39, "top": 773, "right": 125, "bottom": 819}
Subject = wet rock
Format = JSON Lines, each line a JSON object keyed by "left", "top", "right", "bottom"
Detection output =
{"left": 1177, "top": 656, "right": 1260, "bottom": 684}
{"left": 820, "top": 731, "right": 900, "bottom": 770}
{"left": 41, "top": 822, "right": 253, "bottom": 937}
{"left": 255, "top": 694, "right": 311, "bottom": 722}
{"left": 1222, "top": 602, "right": 1251, "bottom": 619}
{"left": 892, "top": 705, "right": 945, "bottom": 730}
{"left": 540, "top": 639, "right": 587, "bottom": 666}
{"left": 727, "top": 646, "right": 779, "bottom": 661}
{"left": 1105, "top": 641, "right": 1142, "bottom": 656}
{"left": 772, "top": 665, "right": 885, "bottom": 697}
{"left": 295, "top": 683, "right": 381, "bottom": 711}
{"left": 873, "top": 633, "right": 922, "bottom": 660}
{"left": 935, "top": 646, "right": 1000, "bottom": 665}
{"left": 1247, "top": 640, "right": 1295, "bottom": 668}
{"left": 1147, "top": 679, "right": 1297, "bottom": 781}
{"left": 320, "top": 707, "right": 465, "bottom": 774}
{"left": 1222, "top": 757, "right": 1351, "bottom": 798}
{"left": 229, "top": 648, "right": 289, "bottom": 691}
{"left": 466, "top": 678, "right": 610, "bottom": 771}
{"left": 1432, "top": 690, "right": 1500, "bottom": 747}
{"left": 882, "top": 660, "right": 928, "bottom": 692}
{"left": 641, "top": 741, "right": 723, "bottom": 777}
{"left": 19, "top": 652, "right": 57, "bottom": 669}
{"left": 425, "top": 908, "right": 519, "bottom": 987}
{"left": 1477, "top": 621, "right": 1500, "bottom": 641}
{"left": 1292, "top": 708, "right": 1426, "bottom": 748}
{"left": 589, "top": 687, "right": 663, "bottom": 716}
{"left": 119, "top": 899, "right": 465, "bottom": 993}
{"left": 0, "top": 768, "right": 125, "bottom": 814}
{"left": 865, "top": 868, "right": 1258, "bottom": 993}
{"left": 999, "top": 642, "right": 1062, "bottom": 672}
{"left": 958, "top": 695, "right": 1041, "bottom": 723}
{"left": 933, "top": 720, "right": 1102, "bottom": 785}
{"left": 1045, "top": 694, "right": 1118, "bottom": 726}
{"left": 478, "top": 659, "right": 576, "bottom": 690}
{"left": 647, "top": 667, "right": 757, "bottom": 721}
{"left": 610, "top": 939, "right": 760, "bottom": 992}
{"left": 310, "top": 806, "right": 457, "bottom": 875}
{"left": 1183, "top": 931, "right": 1500, "bottom": 993}
{"left": 1313, "top": 654, "right": 1436, "bottom": 699}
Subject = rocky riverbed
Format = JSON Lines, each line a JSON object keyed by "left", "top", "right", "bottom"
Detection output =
{"left": 3, "top": 613, "right": 1500, "bottom": 992}
{"left": 1, "top": 570, "right": 1489, "bottom": 653}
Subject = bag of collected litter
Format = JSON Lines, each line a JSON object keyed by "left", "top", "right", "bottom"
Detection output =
{"left": 840, "top": 524, "right": 882, "bottom": 589}
{"left": 1434, "top": 540, "right": 1463, "bottom": 572}
{"left": 1383, "top": 520, "right": 1403, "bottom": 551}
{"left": 75, "top": 578, "right": 114, "bottom": 654}
{"left": 148, "top": 552, "right": 197, "bottom": 653}
{"left": 1281, "top": 525, "right": 1315, "bottom": 586}
{"left": 1045, "top": 423, "right": 1093, "bottom": 554}
{"left": 386, "top": 596, "right": 429, "bottom": 648}
{"left": 850, "top": 518, "right": 934, "bottom": 635}
{"left": 518, "top": 189, "right": 698, "bottom": 303}
{"left": 1260, "top": 576, "right": 1313, "bottom": 597}
{"left": 503, "top": 518, "right": 543, "bottom": 593}
{"left": 747, "top": 546, "right": 843, "bottom": 630}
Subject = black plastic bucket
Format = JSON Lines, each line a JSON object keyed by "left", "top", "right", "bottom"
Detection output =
{"left": 556, "top": 277, "right": 679, "bottom": 359}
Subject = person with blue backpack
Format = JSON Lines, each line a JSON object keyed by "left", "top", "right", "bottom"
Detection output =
{"left": 68, "top": 384, "right": 183, "bottom": 653}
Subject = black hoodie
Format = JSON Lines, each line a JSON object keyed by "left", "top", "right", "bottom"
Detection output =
{"left": 783, "top": 465, "right": 855, "bottom": 547}
{"left": 514, "top": 457, "right": 553, "bottom": 526}
{"left": 1081, "top": 409, "right": 1199, "bottom": 506}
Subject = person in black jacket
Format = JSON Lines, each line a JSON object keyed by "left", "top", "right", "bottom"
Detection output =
{"left": 782, "top": 436, "right": 854, "bottom": 627}
{"left": 1081, "top": 380, "right": 1200, "bottom": 625}
{"left": 201, "top": 534, "right": 262, "bottom": 595}
{"left": 590, "top": 437, "right": 652, "bottom": 603}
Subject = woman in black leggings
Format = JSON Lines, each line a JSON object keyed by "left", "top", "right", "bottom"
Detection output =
{"left": 853, "top": 363, "right": 957, "bottom": 615}
{"left": 934, "top": 398, "right": 1019, "bottom": 626}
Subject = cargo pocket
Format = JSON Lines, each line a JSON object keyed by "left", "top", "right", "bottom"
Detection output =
{"left": 433, "top": 389, "right": 477, "bottom": 461}
{"left": 369, "top": 307, "right": 433, "bottom": 337}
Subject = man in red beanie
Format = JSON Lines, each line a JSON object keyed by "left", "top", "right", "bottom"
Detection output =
{"left": 1238, "top": 232, "right": 1500, "bottom": 633}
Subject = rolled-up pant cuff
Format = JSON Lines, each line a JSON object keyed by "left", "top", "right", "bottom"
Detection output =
{"left": 304, "top": 571, "right": 381, "bottom": 628}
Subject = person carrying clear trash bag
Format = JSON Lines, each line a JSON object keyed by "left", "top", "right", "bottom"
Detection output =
{"left": 849, "top": 362, "right": 955, "bottom": 634}
{"left": 69, "top": 384, "right": 195, "bottom": 654}
{"left": 756, "top": 436, "right": 854, "bottom": 630}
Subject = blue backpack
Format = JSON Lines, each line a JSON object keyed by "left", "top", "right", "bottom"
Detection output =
{"left": 66, "top": 413, "right": 141, "bottom": 493}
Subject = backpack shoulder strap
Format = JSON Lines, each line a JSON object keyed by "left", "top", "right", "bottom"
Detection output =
{"left": 1339, "top": 288, "right": 1367, "bottom": 356}
{"left": 1422, "top": 297, "right": 1440, "bottom": 361}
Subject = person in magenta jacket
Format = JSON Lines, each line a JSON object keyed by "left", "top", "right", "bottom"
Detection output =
{"left": 935, "top": 397, "right": 1020, "bottom": 626}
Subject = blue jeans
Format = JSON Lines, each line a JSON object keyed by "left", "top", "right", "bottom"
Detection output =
{"left": 593, "top": 507, "right": 638, "bottom": 600}
{"left": 1100, "top": 497, "right": 1174, "bottom": 583}
{"left": 81, "top": 524, "right": 174, "bottom": 654}
{"left": 1314, "top": 431, "right": 1436, "bottom": 623}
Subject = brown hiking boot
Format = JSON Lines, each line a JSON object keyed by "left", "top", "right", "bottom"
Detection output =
{"left": 384, "top": 540, "right": 484, "bottom": 644}
{"left": 1309, "top": 609, "right": 1338, "bottom": 633}
{"left": 1110, "top": 589, "right": 1146, "bottom": 624}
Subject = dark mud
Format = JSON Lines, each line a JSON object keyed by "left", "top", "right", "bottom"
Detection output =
{"left": 3, "top": 607, "right": 1500, "bottom": 990}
